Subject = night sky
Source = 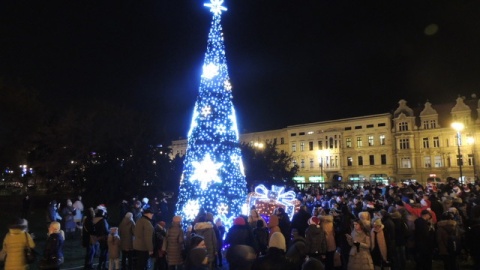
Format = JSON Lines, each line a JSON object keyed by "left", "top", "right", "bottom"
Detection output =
{"left": 1, "top": 0, "right": 480, "bottom": 142}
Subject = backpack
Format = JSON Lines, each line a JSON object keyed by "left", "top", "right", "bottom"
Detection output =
{"left": 447, "top": 234, "right": 462, "bottom": 255}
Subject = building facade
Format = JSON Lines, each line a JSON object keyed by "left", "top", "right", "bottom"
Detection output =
{"left": 170, "top": 97, "right": 480, "bottom": 186}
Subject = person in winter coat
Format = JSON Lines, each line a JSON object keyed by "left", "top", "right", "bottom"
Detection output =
{"left": 162, "top": 215, "right": 185, "bottom": 269}
{"left": 93, "top": 209, "right": 109, "bottom": 270}
{"left": 187, "top": 235, "right": 209, "bottom": 270}
{"left": 378, "top": 210, "right": 396, "bottom": 268}
{"left": 1, "top": 218, "right": 35, "bottom": 270}
{"left": 107, "top": 227, "right": 121, "bottom": 270}
{"left": 153, "top": 221, "right": 168, "bottom": 270}
{"left": 225, "top": 216, "right": 257, "bottom": 251}
{"left": 133, "top": 208, "right": 155, "bottom": 270}
{"left": 267, "top": 214, "right": 281, "bottom": 239}
{"left": 82, "top": 208, "right": 96, "bottom": 270}
{"left": 290, "top": 205, "right": 311, "bottom": 239}
{"left": 214, "top": 218, "right": 226, "bottom": 267}
{"left": 193, "top": 215, "right": 217, "bottom": 268}
{"left": 285, "top": 228, "right": 307, "bottom": 270}
{"left": 61, "top": 199, "right": 77, "bottom": 239}
{"left": 251, "top": 232, "right": 292, "bottom": 270}
{"left": 320, "top": 215, "right": 337, "bottom": 269}
{"left": 346, "top": 218, "right": 373, "bottom": 270}
{"left": 118, "top": 212, "right": 135, "bottom": 270}
{"left": 414, "top": 210, "right": 435, "bottom": 270}
{"left": 248, "top": 208, "right": 267, "bottom": 229}
{"left": 226, "top": 245, "right": 256, "bottom": 270}
{"left": 358, "top": 211, "right": 372, "bottom": 232}
{"left": 370, "top": 219, "right": 389, "bottom": 270}
{"left": 305, "top": 216, "right": 326, "bottom": 261}
{"left": 41, "top": 221, "right": 65, "bottom": 270}
{"left": 276, "top": 207, "right": 292, "bottom": 247}
{"left": 252, "top": 219, "right": 269, "bottom": 256}
{"left": 436, "top": 212, "right": 459, "bottom": 270}
{"left": 389, "top": 209, "right": 408, "bottom": 270}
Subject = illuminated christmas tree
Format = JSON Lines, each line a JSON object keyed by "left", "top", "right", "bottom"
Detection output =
{"left": 176, "top": 0, "right": 247, "bottom": 227}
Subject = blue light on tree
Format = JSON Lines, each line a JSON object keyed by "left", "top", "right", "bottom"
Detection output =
{"left": 176, "top": 0, "right": 247, "bottom": 228}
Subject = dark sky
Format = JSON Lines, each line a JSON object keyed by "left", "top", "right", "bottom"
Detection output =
{"left": 1, "top": 0, "right": 480, "bottom": 142}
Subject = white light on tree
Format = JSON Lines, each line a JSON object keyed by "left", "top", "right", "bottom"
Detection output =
{"left": 184, "top": 199, "right": 201, "bottom": 221}
{"left": 190, "top": 154, "right": 223, "bottom": 190}
{"left": 204, "top": 0, "right": 227, "bottom": 15}
{"left": 201, "top": 106, "right": 211, "bottom": 117}
{"left": 217, "top": 202, "right": 229, "bottom": 215}
{"left": 202, "top": 63, "right": 219, "bottom": 79}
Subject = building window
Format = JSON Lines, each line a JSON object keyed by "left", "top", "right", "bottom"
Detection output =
{"left": 300, "top": 142, "right": 305, "bottom": 152}
{"left": 293, "top": 159, "right": 297, "bottom": 167}
{"left": 301, "top": 159, "right": 305, "bottom": 168}
{"left": 369, "top": 155, "right": 375, "bottom": 165}
{"left": 273, "top": 138, "right": 277, "bottom": 145}
{"left": 381, "top": 154, "right": 387, "bottom": 165}
{"left": 329, "top": 138, "right": 334, "bottom": 149}
{"left": 318, "top": 141, "right": 323, "bottom": 150}
{"left": 355, "top": 126, "right": 362, "bottom": 129}
{"left": 367, "top": 124, "right": 374, "bottom": 128}
{"left": 401, "top": 157, "right": 411, "bottom": 168}
{"left": 378, "top": 123, "right": 386, "bottom": 127}
{"left": 309, "top": 141, "right": 314, "bottom": 151}
{"left": 291, "top": 133, "right": 297, "bottom": 137}
{"left": 423, "top": 138, "right": 429, "bottom": 148}
{"left": 292, "top": 143, "right": 296, "bottom": 152}
{"left": 468, "top": 154, "right": 474, "bottom": 166}
{"left": 299, "top": 132, "right": 305, "bottom": 136}
{"left": 434, "top": 156, "right": 443, "bottom": 167}
{"left": 424, "top": 156, "right": 431, "bottom": 168}
{"left": 310, "top": 158, "right": 314, "bottom": 168}
{"left": 379, "top": 135, "right": 386, "bottom": 145}
{"left": 368, "top": 135, "right": 374, "bottom": 146}
{"left": 345, "top": 127, "right": 352, "bottom": 130}
{"left": 357, "top": 137, "right": 363, "bottom": 148}
{"left": 423, "top": 120, "right": 429, "bottom": 129}
{"left": 398, "top": 122, "right": 408, "bottom": 131}
{"left": 346, "top": 138, "right": 352, "bottom": 148}
{"left": 399, "top": 138, "right": 410, "bottom": 149}
{"left": 347, "top": 157, "right": 353, "bottom": 166}
{"left": 430, "top": 120, "right": 436, "bottom": 128}
{"left": 433, "top": 137, "right": 440, "bottom": 147}
{"left": 281, "top": 138, "right": 284, "bottom": 144}
{"left": 358, "top": 156, "right": 363, "bottom": 166}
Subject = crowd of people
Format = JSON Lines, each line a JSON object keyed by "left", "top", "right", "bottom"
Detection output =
{"left": 3, "top": 177, "right": 480, "bottom": 270}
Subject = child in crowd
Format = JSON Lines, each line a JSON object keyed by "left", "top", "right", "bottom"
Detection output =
{"left": 107, "top": 227, "right": 121, "bottom": 270}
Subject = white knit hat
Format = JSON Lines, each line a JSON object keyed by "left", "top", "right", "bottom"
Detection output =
{"left": 269, "top": 232, "right": 286, "bottom": 251}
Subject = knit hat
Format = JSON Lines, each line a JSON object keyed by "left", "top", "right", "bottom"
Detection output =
{"left": 308, "top": 216, "right": 320, "bottom": 228}
{"left": 9, "top": 218, "right": 28, "bottom": 230}
{"left": 173, "top": 215, "right": 182, "bottom": 223}
{"left": 190, "top": 234, "right": 205, "bottom": 248}
{"left": 143, "top": 208, "right": 154, "bottom": 214}
{"left": 269, "top": 232, "right": 286, "bottom": 251}
{"left": 233, "top": 216, "right": 246, "bottom": 226}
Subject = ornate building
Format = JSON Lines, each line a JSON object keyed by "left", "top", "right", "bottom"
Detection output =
{"left": 171, "top": 97, "right": 480, "bottom": 186}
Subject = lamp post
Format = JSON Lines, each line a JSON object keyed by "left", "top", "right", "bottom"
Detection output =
{"left": 468, "top": 136, "right": 477, "bottom": 181}
{"left": 451, "top": 122, "right": 464, "bottom": 183}
{"left": 318, "top": 150, "right": 324, "bottom": 181}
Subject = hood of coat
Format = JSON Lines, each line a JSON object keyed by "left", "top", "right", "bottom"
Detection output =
{"left": 307, "top": 224, "right": 322, "bottom": 234}
{"left": 194, "top": 221, "right": 213, "bottom": 231}
{"left": 437, "top": 219, "right": 456, "bottom": 233}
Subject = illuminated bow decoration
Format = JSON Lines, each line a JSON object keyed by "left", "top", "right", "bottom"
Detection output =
{"left": 254, "top": 184, "right": 296, "bottom": 204}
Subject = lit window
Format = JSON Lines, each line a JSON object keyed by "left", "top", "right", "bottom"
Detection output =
{"left": 379, "top": 135, "right": 386, "bottom": 145}
{"left": 357, "top": 137, "right": 363, "bottom": 148}
{"left": 423, "top": 138, "right": 429, "bottom": 148}
{"left": 368, "top": 135, "right": 374, "bottom": 146}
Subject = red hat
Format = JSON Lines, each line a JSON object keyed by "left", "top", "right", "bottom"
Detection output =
{"left": 308, "top": 216, "right": 320, "bottom": 227}
{"left": 233, "top": 216, "right": 246, "bottom": 226}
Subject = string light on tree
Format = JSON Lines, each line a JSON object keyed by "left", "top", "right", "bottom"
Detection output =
{"left": 176, "top": 0, "right": 247, "bottom": 228}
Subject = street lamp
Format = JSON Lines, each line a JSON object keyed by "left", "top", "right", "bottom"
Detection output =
{"left": 317, "top": 150, "right": 324, "bottom": 181}
{"left": 451, "top": 122, "right": 464, "bottom": 183}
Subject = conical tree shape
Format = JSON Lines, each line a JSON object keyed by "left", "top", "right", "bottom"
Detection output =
{"left": 176, "top": 0, "right": 247, "bottom": 228}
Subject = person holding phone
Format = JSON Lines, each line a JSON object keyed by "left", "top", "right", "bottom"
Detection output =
{"left": 346, "top": 219, "right": 373, "bottom": 270}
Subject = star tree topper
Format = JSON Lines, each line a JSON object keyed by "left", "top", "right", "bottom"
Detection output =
{"left": 190, "top": 154, "right": 223, "bottom": 190}
{"left": 204, "top": 0, "right": 227, "bottom": 15}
